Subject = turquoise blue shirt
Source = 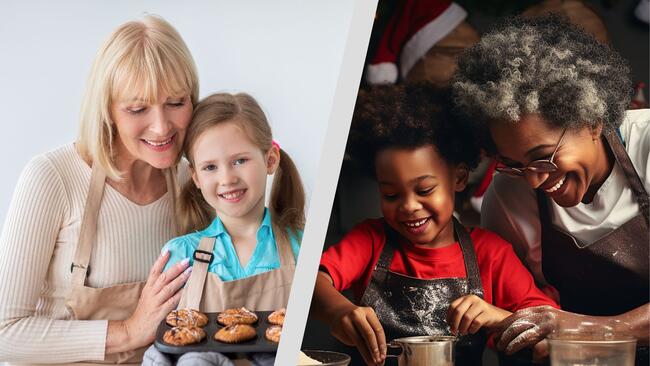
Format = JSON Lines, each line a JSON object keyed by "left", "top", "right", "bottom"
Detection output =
{"left": 162, "top": 208, "right": 301, "bottom": 281}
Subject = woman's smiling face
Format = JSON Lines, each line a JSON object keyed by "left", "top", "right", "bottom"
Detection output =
{"left": 490, "top": 114, "right": 611, "bottom": 207}
{"left": 111, "top": 93, "right": 193, "bottom": 169}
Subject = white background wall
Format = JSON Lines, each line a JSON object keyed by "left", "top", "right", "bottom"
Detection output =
{"left": 0, "top": 0, "right": 353, "bottom": 225}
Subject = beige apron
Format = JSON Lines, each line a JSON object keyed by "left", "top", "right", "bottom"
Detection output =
{"left": 176, "top": 227, "right": 295, "bottom": 366}
{"left": 55, "top": 164, "right": 178, "bottom": 365}
{"left": 178, "top": 225, "right": 295, "bottom": 312}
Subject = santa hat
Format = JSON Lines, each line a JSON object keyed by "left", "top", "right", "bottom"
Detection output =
{"left": 365, "top": 0, "right": 467, "bottom": 85}
{"left": 631, "top": 82, "right": 647, "bottom": 109}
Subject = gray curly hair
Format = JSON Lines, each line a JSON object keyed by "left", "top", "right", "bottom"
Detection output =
{"left": 452, "top": 15, "right": 631, "bottom": 133}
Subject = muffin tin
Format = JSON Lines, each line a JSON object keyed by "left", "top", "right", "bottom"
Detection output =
{"left": 154, "top": 311, "right": 279, "bottom": 354}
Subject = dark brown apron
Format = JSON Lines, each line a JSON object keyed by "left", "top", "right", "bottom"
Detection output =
{"left": 359, "top": 218, "right": 487, "bottom": 366}
{"left": 537, "top": 129, "right": 649, "bottom": 365}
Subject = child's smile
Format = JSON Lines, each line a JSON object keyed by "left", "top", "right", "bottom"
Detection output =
{"left": 375, "top": 145, "right": 468, "bottom": 248}
{"left": 190, "top": 122, "right": 274, "bottom": 224}
{"left": 218, "top": 188, "right": 247, "bottom": 203}
{"left": 402, "top": 216, "right": 432, "bottom": 235}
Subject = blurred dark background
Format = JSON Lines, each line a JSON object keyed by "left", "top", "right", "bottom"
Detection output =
{"left": 301, "top": 1, "right": 648, "bottom": 365}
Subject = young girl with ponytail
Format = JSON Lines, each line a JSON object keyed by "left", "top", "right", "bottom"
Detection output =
{"left": 161, "top": 92, "right": 305, "bottom": 314}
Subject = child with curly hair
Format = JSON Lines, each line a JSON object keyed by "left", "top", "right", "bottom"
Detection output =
{"left": 310, "top": 84, "right": 558, "bottom": 366}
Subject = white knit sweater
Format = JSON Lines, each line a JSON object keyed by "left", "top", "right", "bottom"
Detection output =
{"left": 0, "top": 144, "right": 187, "bottom": 363}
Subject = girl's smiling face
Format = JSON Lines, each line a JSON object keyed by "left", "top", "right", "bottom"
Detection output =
{"left": 111, "top": 93, "right": 192, "bottom": 169}
{"left": 490, "top": 114, "right": 612, "bottom": 207}
{"left": 375, "top": 145, "right": 468, "bottom": 248}
{"left": 190, "top": 121, "right": 279, "bottom": 223}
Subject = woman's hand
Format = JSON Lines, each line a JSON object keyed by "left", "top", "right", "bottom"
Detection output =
{"left": 106, "top": 250, "right": 191, "bottom": 354}
{"left": 495, "top": 304, "right": 649, "bottom": 355}
{"left": 330, "top": 304, "right": 386, "bottom": 366}
{"left": 494, "top": 305, "right": 560, "bottom": 355}
{"left": 446, "top": 294, "right": 512, "bottom": 336}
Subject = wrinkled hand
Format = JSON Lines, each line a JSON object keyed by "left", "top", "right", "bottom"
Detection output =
{"left": 495, "top": 304, "right": 645, "bottom": 358}
{"left": 330, "top": 304, "right": 386, "bottom": 366}
{"left": 446, "top": 294, "right": 511, "bottom": 336}
{"left": 494, "top": 305, "right": 559, "bottom": 355}
{"left": 124, "top": 250, "right": 192, "bottom": 348}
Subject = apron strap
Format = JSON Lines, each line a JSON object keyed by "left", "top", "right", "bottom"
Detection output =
{"left": 274, "top": 224, "right": 296, "bottom": 267}
{"left": 453, "top": 217, "right": 484, "bottom": 298}
{"left": 604, "top": 130, "right": 650, "bottom": 226}
{"left": 70, "top": 164, "right": 107, "bottom": 286}
{"left": 377, "top": 222, "right": 398, "bottom": 270}
{"left": 184, "top": 237, "right": 216, "bottom": 310}
{"left": 70, "top": 165, "right": 179, "bottom": 287}
{"left": 536, "top": 190, "right": 583, "bottom": 247}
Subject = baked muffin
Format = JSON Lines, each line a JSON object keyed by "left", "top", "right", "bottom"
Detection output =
{"left": 163, "top": 326, "right": 206, "bottom": 346}
{"left": 214, "top": 324, "right": 257, "bottom": 343}
{"left": 166, "top": 309, "right": 209, "bottom": 327}
{"left": 265, "top": 325, "right": 282, "bottom": 343}
{"left": 217, "top": 307, "right": 258, "bottom": 326}
{"left": 267, "top": 308, "right": 286, "bottom": 326}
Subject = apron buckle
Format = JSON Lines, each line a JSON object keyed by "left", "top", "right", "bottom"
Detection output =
{"left": 193, "top": 249, "right": 213, "bottom": 264}
{"left": 70, "top": 263, "right": 90, "bottom": 277}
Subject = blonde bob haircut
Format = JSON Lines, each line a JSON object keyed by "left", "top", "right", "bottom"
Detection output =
{"left": 77, "top": 15, "right": 199, "bottom": 180}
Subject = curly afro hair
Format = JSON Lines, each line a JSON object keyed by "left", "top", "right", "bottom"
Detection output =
{"left": 347, "top": 84, "right": 482, "bottom": 175}
{"left": 453, "top": 15, "right": 631, "bottom": 136}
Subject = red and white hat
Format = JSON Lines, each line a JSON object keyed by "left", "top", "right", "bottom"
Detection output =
{"left": 365, "top": 0, "right": 467, "bottom": 85}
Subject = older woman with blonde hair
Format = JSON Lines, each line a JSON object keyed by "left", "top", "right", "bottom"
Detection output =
{"left": 0, "top": 16, "right": 198, "bottom": 364}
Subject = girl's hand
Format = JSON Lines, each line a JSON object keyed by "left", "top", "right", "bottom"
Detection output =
{"left": 446, "top": 294, "right": 511, "bottom": 336}
{"left": 106, "top": 250, "right": 192, "bottom": 353}
{"left": 330, "top": 304, "right": 386, "bottom": 366}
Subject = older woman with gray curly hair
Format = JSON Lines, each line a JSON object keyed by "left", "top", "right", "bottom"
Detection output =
{"left": 453, "top": 15, "right": 648, "bottom": 364}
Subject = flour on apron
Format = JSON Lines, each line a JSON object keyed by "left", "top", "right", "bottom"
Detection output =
{"left": 359, "top": 218, "right": 487, "bottom": 366}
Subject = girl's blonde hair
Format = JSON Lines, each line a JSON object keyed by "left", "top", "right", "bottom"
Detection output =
{"left": 77, "top": 15, "right": 199, "bottom": 180}
{"left": 179, "top": 93, "right": 305, "bottom": 242}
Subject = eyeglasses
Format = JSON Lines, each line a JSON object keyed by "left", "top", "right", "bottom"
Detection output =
{"left": 495, "top": 128, "right": 567, "bottom": 177}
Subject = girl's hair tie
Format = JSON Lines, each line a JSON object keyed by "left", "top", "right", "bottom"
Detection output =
{"left": 272, "top": 140, "right": 281, "bottom": 150}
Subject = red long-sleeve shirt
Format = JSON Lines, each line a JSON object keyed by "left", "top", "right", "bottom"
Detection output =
{"left": 320, "top": 219, "right": 558, "bottom": 311}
